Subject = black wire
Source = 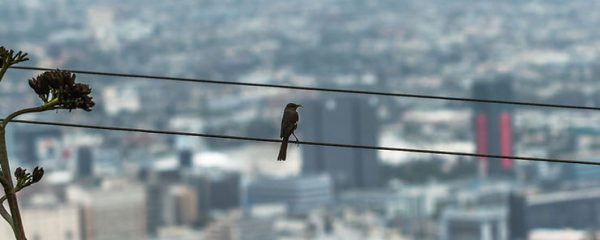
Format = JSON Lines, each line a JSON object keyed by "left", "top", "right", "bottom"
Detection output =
{"left": 5, "top": 119, "right": 598, "bottom": 166}
{"left": 10, "top": 66, "right": 600, "bottom": 111}
{"left": 5, "top": 66, "right": 598, "bottom": 165}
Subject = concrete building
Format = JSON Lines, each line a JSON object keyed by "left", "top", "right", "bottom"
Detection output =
{"left": 566, "top": 153, "right": 600, "bottom": 184}
{"left": 527, "top": 187, "right": 600, "bottom": 230}
{"left": 163, "top": 184, "right": 199, "bottom": 227}
{"left": 201, "top": 210, "right": 276, "bottom": 240}
{"left": 338, "top": 189, "right": 423, "bottom": 222}
{"left": 247, "top": 174, "right": 333, "bottom": 216}
{"left": 301, "top": 97, "right": 381, "bottom": 190}
{"left": 0, "top": 195, "right": 80, "bottom": 240}
{"left": 440, "top": 208, "right": 508, "bottom": 240}
{"left": 184, "top": 169, "right": 240, "bottom": 223}
{"left": 67, "top": 179, "right": 147, "bottom": 240}
{"left": 144, "top": 166, "right": 240, "bottom": 231}
{"left": 75, "top": 146, "right": 94, "bottom": 180}
{"left": 529, "top": 229, "right": 597, "bottom": 240}
{"left": 146, "top": 182, "right": 167, "bottom": 236}
{"left": 438, "top": 182, "right": 527, "bottom": 240}
{"left": 146, "top": 183, "right": 199, "bottom": 237}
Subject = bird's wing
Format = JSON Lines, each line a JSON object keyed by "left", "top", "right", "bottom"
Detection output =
{"left": 280, "top": 110, "right": 299, "bottom": 138}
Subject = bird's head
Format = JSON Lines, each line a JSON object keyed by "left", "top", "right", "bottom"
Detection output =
{"left": 286, "top": 103, "right": 302, "bottom": 109}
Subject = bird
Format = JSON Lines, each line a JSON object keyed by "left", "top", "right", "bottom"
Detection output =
{"left": 278, "top": 103, "right": 302, "bottom": 161}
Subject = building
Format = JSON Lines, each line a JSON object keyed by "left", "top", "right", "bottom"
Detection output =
{"left": 438, "top": 183, "right": 527, "bottom": 240}
{"left": 184, "top": 169, "right": 240, "bottom": 226}
{"left": 440, "top": 208, "right": 508, "bottom": 240}
{"left": 247, "top": 174, "right": 333, "bottom": 216}
{"left": 9, "top": 125, "right": 62, "bottom": 166}
{"left": 0, "top": 195, "right": 80, "bottom": 240}
{"left": 156, "top": 226, "right": 203, "bottom": 240}
{"left": 194, "top": 170, "right": 240, "bottom": 211}
{"left": 178, "top": 149, "right": 193, "bottom": 168}
{"left": 529, "top": 229, "right": 597, "bottom": 240}
{"left": 143, "top": 160, "right": 240, "bottom": 230}
{"left": 163, "top": 184, "right": 199, "bottom": 227}
{"left": 67, "top": 179, "right": 147, "bottom": 240}
{"left": 146, "top": 183, "right": 200, "bottom": 236}
{"left": 572, "top": 156, "right": 600, "bottom": 184}
{"left": 144, "top": 150, "right": 196, "bottom": 184}
{"left": 146, "top": 182, "right": 167, "bottom": 236}
{"left": 472, "top": 77, "right": 515, "bottom": 179}
{"left": 527, "top": 187, "right": 600, "bottom": 230}
{"left": 201, "top": 210, "right": 276, "bottom": 240}
{"left": 301, "top": 97, "right": 381, "bottom": 190}
{"left": 75, "top": 146, "right": 94, "bottom": 180}
{"left": 338, "top": 189, "right": 426, "bottom": 222}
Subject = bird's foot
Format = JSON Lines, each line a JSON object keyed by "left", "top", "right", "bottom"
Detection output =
{"left": 292, "top": 133, "right": 301, "bottom": 147}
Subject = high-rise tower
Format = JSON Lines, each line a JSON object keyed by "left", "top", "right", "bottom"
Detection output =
{"left": 301, "top": 97, "right": 380, "bottom": 190}
{"left": 472, "top": 77, "right": 514, "bottom": 178}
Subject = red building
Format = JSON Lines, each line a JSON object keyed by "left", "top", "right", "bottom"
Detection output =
{"left": 472, "top": 77, "right": 514, "bottom": 178}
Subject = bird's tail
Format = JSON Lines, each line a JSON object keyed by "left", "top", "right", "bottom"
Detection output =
{"left": 277, "top": 137, "right": 289, "bottom": 161}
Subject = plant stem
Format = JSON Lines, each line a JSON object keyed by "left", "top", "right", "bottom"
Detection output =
{"left": 0, "top": 128, "right": 25, "bottom": 240}
{"left": 0, "top": 205, "right": 13, "bottom": 230}
{"left": 0, "top": 63, "right": 7, "bottom": 84}
{"left": 2, "top": 101, "right": 60, "bottom": 129}
{"left": 0, "top": 100, "right": 61, "bottom": 240}
{"left": 0, "top": 185, "right": 23, "bottom": 204}
{"left": 0, "top": 175, "right": 13, "bottom": 225}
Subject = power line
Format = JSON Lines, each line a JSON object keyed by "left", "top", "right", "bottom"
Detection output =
{"left": 5, "top": 118, "right": 598, "bottom": 166}
{"left": 10, "top": 66, "right": 600, "bottom": 111}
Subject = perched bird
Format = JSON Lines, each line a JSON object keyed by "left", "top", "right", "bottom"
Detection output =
{"left": 278, "top": 103, "right": 302, "bottom": 161}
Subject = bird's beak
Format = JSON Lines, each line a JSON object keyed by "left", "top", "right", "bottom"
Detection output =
{"left": 298, "top": 105, "right": 303, "bottom": 108}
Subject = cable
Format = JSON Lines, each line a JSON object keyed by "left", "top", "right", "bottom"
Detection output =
{"left": 5, "top": 67, "right": 597, "bottom": 164}
{"left": 4, "top": 118, "right": 598, "bottom": 166}
{"left": 10, "top": 66, "right": 600, "bottom": 111}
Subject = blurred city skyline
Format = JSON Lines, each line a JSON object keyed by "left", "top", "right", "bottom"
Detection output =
{"left": 2, "top": 0, "right": 600, "bottom": 239}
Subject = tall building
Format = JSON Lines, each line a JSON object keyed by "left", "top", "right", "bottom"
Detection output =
{"left": 178, "top": 150, "right": 193, "bottom": 168}
{"left": 195, "top": 170, "right": 240, "bottom": 211}
{"left": 184, "top": 169, "right": 241, "bottom": 226}
{"left": 67, "top": 179, "right": 147, "bottom": 240}
{"left": 163, "top": 184, "right": 199, "bottom": 227}
{"left": 247, "top": 174, "right": 333, "bottom": 216}
{"left": 146, "top": 183, "right": 166, "bottom": 236}
{"left": 472, "top": 77, "right": 515, "bottom": 178}
{"left": 301, "top": 97, "right": 381, "bottom": 190}
{"left": 76, "top": 146, "right": 94, "bottom": 180}
{"left": 146, "top": 183, "right": 200, "bottom": 237}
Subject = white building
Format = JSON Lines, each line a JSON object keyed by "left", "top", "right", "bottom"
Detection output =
{"left": 0, "top": 194, "right": 80, "bottom": 240}
{"left": 439, "top": 208, "right": 508, "bottom": 240}
{"left": 201, "top": 209, "right": 276, "bottom": 240}
{"left": 247, "top": 174, "right": 333, "bottom": 216}
{"left": 67, "top": 179, "right": 147, "bottom": 240}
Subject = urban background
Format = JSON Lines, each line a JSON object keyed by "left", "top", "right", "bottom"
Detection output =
{"left": 1, "top": 0, "right": 600, "bottom": 239}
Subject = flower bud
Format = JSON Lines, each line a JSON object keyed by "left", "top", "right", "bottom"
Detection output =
{"left": 31, "top": 167, "right": 44, "bottom": 183}
{"left": 14, "top": 167, "right": 26, "bottom": 180}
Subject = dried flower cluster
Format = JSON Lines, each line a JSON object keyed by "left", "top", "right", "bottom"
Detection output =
{"left": 28, "top": 70, "right": 95, "bottom": 111}
{"left": 0, "top": 47, "right": 6, "bottom": 66}
{"left": 0, "top": 47, "right": 28, "bottom": 67}
{"left": 14, "top": 167, "right": 44, "bottom": 189}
